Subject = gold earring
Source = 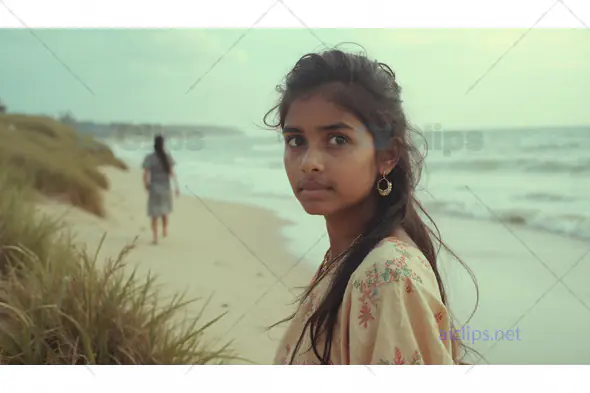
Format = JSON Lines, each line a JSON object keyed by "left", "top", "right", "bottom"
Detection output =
{"left": 377, "top": 171, "right": 392, "bottom": 196}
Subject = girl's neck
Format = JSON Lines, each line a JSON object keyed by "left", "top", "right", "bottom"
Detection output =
{"left": 325, "top": 198, "right": 377, "bottom": 258}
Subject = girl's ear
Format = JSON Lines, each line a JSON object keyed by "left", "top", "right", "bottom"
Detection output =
{"left": 377, "top": 137, "right": 401, "bottom": 175}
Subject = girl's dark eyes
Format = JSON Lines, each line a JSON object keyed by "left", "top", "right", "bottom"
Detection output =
{"left": 284, "top": 134, "right": 350, "bottom": 148}
{"left": 285, "top": 135, "right": 304, "bottom": 148}
{"left": 329, "top": 135, "right": 349, "bottom": 146}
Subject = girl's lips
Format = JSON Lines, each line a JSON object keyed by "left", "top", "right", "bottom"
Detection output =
{"left": 299, "top": 189, "right": 333, "bottom": 201}
{"left": 298, "top": 179, "right": 332, "bottom": 191}
{"left": 297, "top": 178, "right": 334, "bottom": 199}
{"left": 299, "top": 186, "right": 333, "bottom": 200}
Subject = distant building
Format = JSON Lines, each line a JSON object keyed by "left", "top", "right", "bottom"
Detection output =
{"left": 0, "top": 101, "right": 6, "bottom": 114}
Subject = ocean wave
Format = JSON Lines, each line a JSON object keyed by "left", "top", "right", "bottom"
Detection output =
{"left": 522, "top": 193, "right": 576, "bottom": 203}
{"left": 423, "top": 200, "right": 590, "bottom": 241}
{"left": 520, "top": 141, "right": 587, "bottom": 152}
{"left": 425, "top": 157, "right": 590, "bottom": 174}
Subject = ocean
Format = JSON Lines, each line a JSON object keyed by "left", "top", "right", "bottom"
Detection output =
{"left": 106, "top": 125, "right": 590, "bottom": 265}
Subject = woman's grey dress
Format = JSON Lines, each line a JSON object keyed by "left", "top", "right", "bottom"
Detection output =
{"left": 142, "top": 152, "right": 175, "bottom": 218}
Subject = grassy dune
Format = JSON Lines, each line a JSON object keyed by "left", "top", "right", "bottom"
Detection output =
{"left": 0, "top": 114, "right": 127, "bottom": 217}
{"left": 0, "top": 114, "right": 234, "bottom": 364}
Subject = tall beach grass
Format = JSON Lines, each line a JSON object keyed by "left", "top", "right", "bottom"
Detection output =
{"left": 0, "top": 114, "right": 235, "bottom": 364}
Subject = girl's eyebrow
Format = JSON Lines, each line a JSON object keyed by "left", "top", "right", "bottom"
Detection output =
{"left": 282, "top": 126, "right": 301, "bottom": 134}
{"left": 282, "top": 122, "right": 354, "bottom": 134}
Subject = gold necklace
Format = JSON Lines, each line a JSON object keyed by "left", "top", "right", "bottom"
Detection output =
{"left": 318, "top": 234, "right": 363, "bottom": 276}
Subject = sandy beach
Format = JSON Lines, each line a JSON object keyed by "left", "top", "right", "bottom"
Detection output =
{"left": 37, "top": 166, "right": 313, "bottom": 365}
{"left": 36, "top": 165, "right": 590, "bottom": 365}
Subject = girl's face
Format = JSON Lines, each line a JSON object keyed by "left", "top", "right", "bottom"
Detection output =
{"left": 282, "top": 94, "right": 383, "bottom": 217}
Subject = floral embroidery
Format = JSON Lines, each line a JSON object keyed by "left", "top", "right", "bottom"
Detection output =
{"left": 384, "top": 257, "right": 422, "bottom": 283}
{"left": 377, "top": 348, "right": 423, "bottom": 365}
{"left": 380, "top": 238, "right": 432, "bottom": 270}
{"left": 380, "top": 237, "right": 411, "bottom": 249}
{"left": 416, "top": 255, "right": 432, "bottom": 270}
{"left": 358, "top": 301, "right": 375, "bottom": 328}
{"left": 405, "top": 280, "right": 413, "bottom": 293}
{"left": 434, "top": 311, "right": 444, "bottom": 324}
{"left": 412, "top": 352, "right": 423, "bottom": 364}
{"left": 352, "top": 256, "right": 422, "bottom": 328}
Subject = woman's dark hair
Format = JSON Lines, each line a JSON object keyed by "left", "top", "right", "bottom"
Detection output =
{"left": 154, "top": 135, "right": 171, "bottom": 174}
{"left": 264, "top": 47, "right": 480, "bottom": 365}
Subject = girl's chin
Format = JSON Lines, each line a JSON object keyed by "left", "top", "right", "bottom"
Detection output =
{"left": 300, "top": 201, "right": 337, "bottom": 216}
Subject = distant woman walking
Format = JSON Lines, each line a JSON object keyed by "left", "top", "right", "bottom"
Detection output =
{"left": 142, "top": 135, "right": 180, "bottom": 244}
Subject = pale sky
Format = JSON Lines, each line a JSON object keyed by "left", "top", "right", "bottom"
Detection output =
{"left": 0, "top": 29, "right": 588, "bottom": 133}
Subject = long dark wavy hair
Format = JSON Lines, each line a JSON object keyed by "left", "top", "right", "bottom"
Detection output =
{"left": 154, "top": 135, "right": 171, "bottom": 174}
{"left": 264, "top": 48, "right": 480, "bottom": 365}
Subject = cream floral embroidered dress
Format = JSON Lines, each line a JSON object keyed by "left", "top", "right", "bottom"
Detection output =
{"left": 273, "top": 237, "right": 455, "bottom": 365}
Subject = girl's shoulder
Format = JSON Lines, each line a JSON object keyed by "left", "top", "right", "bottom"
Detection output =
{"left": 350, "top": 237, "right": 440, "bottom": 294}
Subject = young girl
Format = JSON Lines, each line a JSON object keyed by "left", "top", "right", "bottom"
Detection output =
{"left": 142, "top": 135, "right": 180, "bottom": 244}
{"left": 264, "top": 49, "right": 473, "bottom": 365}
